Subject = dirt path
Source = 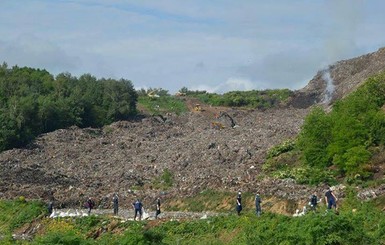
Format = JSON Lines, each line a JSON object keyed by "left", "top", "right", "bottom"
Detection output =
{"left": 51, "top": 208, "right": 221, "bottom": 221}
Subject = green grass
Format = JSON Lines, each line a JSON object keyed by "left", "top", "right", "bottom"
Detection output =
{"left": 0, "top": 198, "right": 46, "bottom": 244}
{"left": 0, "top": 198, "right": 45, "bottom": 232}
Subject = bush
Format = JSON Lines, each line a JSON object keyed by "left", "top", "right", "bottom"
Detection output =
{"left": 273, "top": 166, "right": 337, "bottom": 185}
{"left": 161, "top": 168, "right": 174, "bottom": 188}
{"left": 267, "top": 139, "right": 296, "bottom": 159}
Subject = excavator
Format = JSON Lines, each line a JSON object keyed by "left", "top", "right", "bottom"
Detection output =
{"left": 211, "top": 121, "right": 225, "bottom": 130}
{"left": 147, "top": 91, "right": 160, "bottom": 98}
{"left": 194, "top": 104, "right": 202, "bottom": 112}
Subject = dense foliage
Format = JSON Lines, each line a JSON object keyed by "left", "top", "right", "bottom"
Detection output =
{"left": 298, "top": 72, "right": 385, "bottom": 179}
{"left": 179, "top": 87, "right": 293, "bottom": 109}
{"left": 0, "top": 63, "right": 137, "bottom": 151}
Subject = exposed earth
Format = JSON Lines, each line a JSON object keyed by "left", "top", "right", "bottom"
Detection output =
{"left": 2, "top": 47, "right": 385, "bottom": 216}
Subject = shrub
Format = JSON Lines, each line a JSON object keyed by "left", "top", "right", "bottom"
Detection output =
{"left": 161, "top": 168, "right": 174, "bottom": 188}
{"left": 273, "top": 166, "right": 337, "bottom": 185}
{"left": 267, "top": 139, "right": 296, "bottom": 159}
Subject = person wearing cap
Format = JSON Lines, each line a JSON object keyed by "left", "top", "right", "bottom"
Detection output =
{"left": 255, "top": 193, "right": 262, "bottom": 216}
{"left": 325, "top": 187, "right": 337, "bottom": 210}
{"left": 236, "top": 191, "right": 242, "bottom": 215}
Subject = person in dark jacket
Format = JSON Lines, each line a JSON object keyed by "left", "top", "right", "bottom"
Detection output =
{"left": 155, "top": 197, "right": 161, "bottom": 219}
{"left": 112, "top": 193, "right": 119, "bottom": 215}
{"left": 133, "top": 199, "right": 143, "bottom": 221}
{"left": 255, "top": 193, "right": 262, "bottom": 216}
{"left": 310, "top": 192, "right": 319, "bottom": 211}
{"left": 86, "top": 197, "right": 95, "bottom": 215}
{"left": 47, "top": 201, "right": 54, "bottom": 215}
{"left": 325, "top": 187, "right": 337, "bottom": 210}
{"left": 236, "top": 191, "right": 242, "bottom": 215}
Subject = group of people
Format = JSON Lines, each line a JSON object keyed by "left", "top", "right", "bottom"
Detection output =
{"left": 130, "top": 197, "right": 161, "bottom": 221}
{"left": 48, "top": 187, "right": 338, "bottom": 220}
{"left": 309, "top": 187, "right": 338, "bottom": 212}
{"left": 48, "top": 194, "right": 162, "bottom": 221}
{"left": 236, "top": 191, "right": 262, "bottom": 216}
{"left": 235, "top": 186, "right": 338, "bottom": 216}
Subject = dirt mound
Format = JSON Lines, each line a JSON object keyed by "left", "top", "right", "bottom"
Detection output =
{"left": 0, "top": 107, "right": 309, "bottom": 208}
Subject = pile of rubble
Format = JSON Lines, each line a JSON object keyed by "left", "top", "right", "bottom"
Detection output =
{"left": 0, "top": 106, "right": 309, "bottom": 208}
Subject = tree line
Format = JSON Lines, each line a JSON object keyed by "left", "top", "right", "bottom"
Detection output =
{"left": 179, "top": 87, "right": 293, "bottom": 109}
{"left": 0, "top": 63, "right": 138, "bottom": 151}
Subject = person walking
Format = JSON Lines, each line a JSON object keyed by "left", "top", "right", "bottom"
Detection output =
{"left": 325, "top": 187, "right": 337, "bottom": 210}
{"left": 112, "top": 193, "right": 119, "bottom": 215}
{"left": 86, "top": 197, "right": 95, "bottom": 215}
{"left": 255, "top": 193, "right": 262, "bottom": 216}
{"left": 133, "top": 199, "right": 143, "bottom": 221}
{"left": 236, "top": 191, "right": 242, "bottom": 215}
{"left": 155, "top": 197, "right": 161, "bottom": 219}
{"left": 47, "top": 201, "right": 54, "bottom": 215}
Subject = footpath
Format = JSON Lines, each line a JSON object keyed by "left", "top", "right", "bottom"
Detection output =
{"left": 50, "top": 208, "right": 220, "bottom": 221}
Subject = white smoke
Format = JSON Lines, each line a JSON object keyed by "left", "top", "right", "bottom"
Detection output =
{"left": 322, "top": 69, "right": 335, "bottom": 104}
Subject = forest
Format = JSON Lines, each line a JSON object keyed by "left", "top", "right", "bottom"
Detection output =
{"left": 0, "top": 63, "right": 137, "bottom": 151}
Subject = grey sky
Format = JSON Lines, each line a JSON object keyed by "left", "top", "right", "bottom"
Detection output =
{"left": 1, "top": 0, "right": 384, "bottom": 93}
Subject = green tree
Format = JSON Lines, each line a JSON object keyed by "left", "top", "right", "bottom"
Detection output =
{"left": 298, "top": 107, "right": 332, "bottom": 167}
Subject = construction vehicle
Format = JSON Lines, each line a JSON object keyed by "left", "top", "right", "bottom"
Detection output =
{"left": 211, "top": 121, "right": 225, "bottom": 130}
{"left": 194, "top": 104, "right": 202, "bottom": 111}
{"left": 147, "top": 91, "right": 160, "bottom": 98}
{"left": 175, "top": 92, "right": 186, "bottom": 96}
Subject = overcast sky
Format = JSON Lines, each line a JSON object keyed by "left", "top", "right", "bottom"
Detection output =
{"left": 1, "top": 0, "right": 385, "bottom": 94}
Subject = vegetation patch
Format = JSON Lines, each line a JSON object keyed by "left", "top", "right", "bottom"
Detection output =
{"left": 137, "top": 88, "right": 188, "bottom": 115}
{"left": 179, "top": 87, "right": 293, "bottom": 109}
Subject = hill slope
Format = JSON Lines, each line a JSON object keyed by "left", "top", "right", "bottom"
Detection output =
{"left": 2, "top": 47, "right": 385, "bottom": 213}
{"left": 288, "top": 47, "right": 385, "bottom": 108}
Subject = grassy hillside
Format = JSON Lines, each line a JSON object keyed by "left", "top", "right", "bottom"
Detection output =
{"left": 2, "top": 190, "right": 385, "bottom": 244}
